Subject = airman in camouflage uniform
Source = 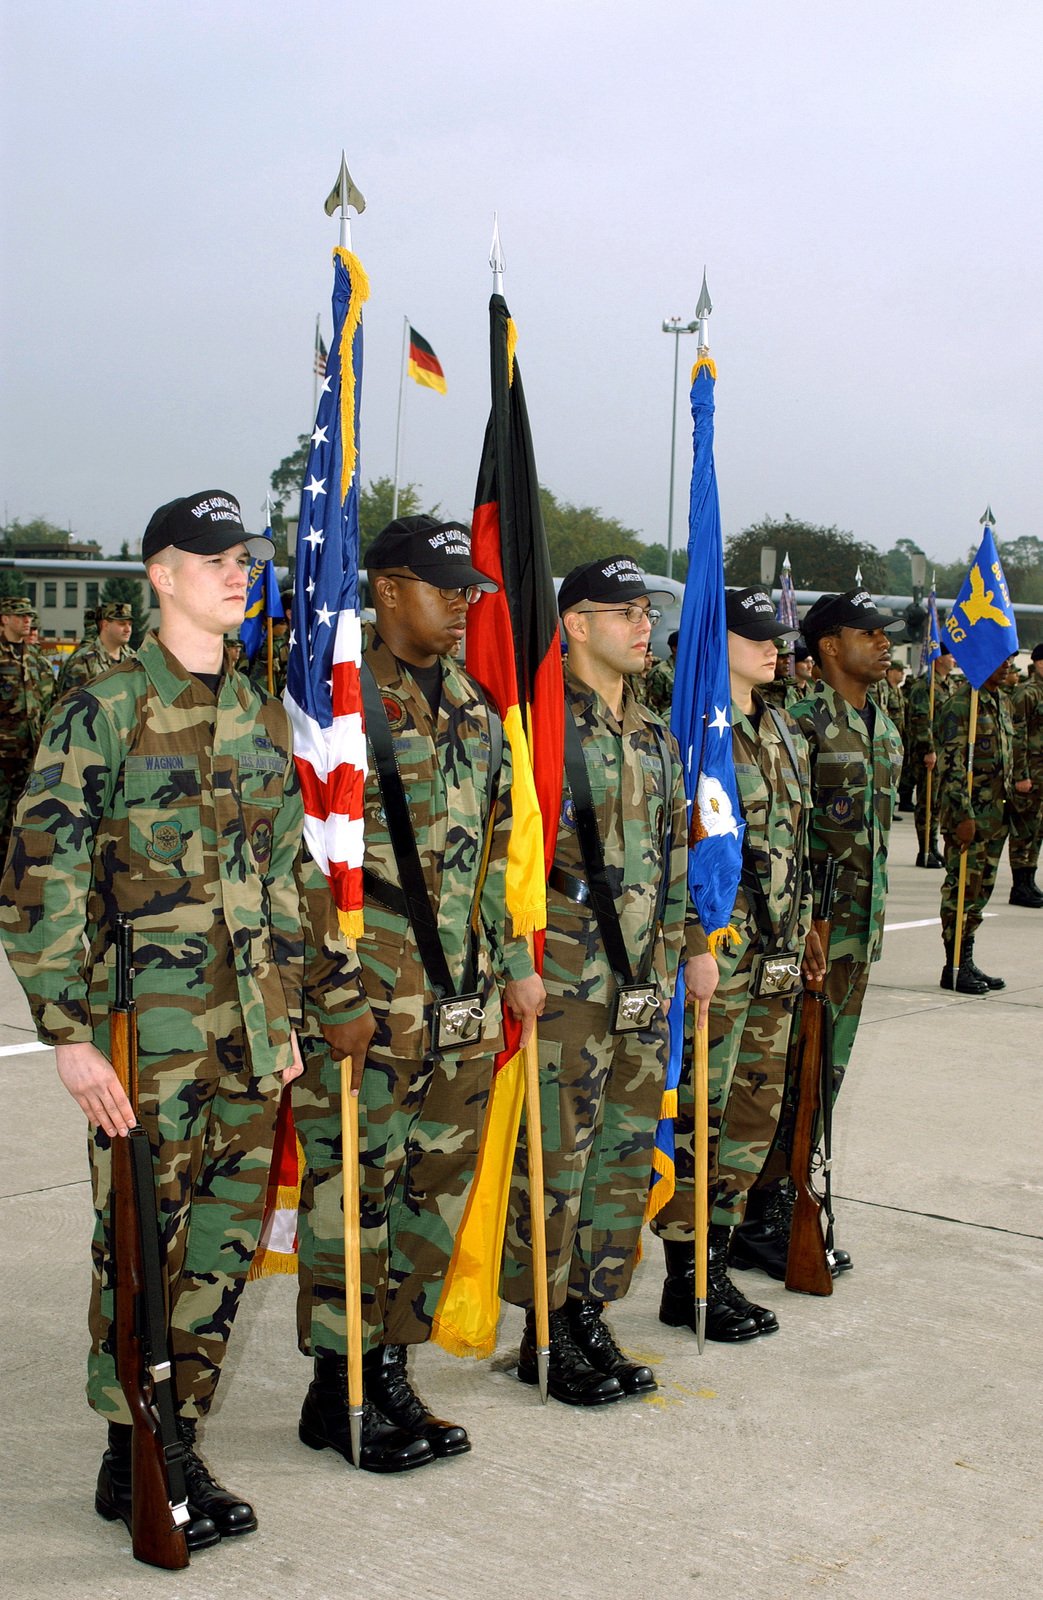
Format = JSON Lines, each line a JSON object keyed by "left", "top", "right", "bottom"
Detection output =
{"left": 247, "top": 616, "right": 290, "bottom": 696}
{"left": 55, "top": 601, "right": 135, "bottom": 697}
{"left": 731, "top": 590, "right": 903, "bottom": 1282}
{"left": 1008, "top": 644, "right": 1043, "bottom": 906}
{"left": 653, "top": 589, "right": 819, "bottom": 1343}
{"left": 761, "top": 641, "right": 816, "bottom": 711}
{"left": 501, "top": 557, "right": 694, "bottom": 1407}
{"left": 937, "top": 664, "right": 1024, "bottom": 991}
{"left": 294, "top": 517, "right": 543, "bottom": 1472}
{"left": 0, "top": 595, "right": 54, "bottom": 866}
{"left": 0, "top": 491, "right": 303, "bottom": 1549}
{"left": 906, "top": 645, "right": 956, "bottom": 867}
{"left": 643, "top": 630, "right": 677, "bottom": 717}
{"left": 873, "top": 661, "right": 911, "bottom": 810}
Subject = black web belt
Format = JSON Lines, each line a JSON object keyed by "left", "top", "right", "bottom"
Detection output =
{"left": 359, "top": 662, "right": 502, "bottom": 1005}
{"left": 560, "top": 705, "right": 671, "bottom": 988}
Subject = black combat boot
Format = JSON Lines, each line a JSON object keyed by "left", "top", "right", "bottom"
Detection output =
{"left": 566, "top": 1298, "right": 657, "bottom": 1394}
{"left": 95, "top": 1421, "right": 221, "bottom": 1550}
{"left": 660, "top": 1237, "right": 758, "bottom": 1340}
{"left": 362, "top": 1344, "right": 470, "bottom": 1457}
{"left": 299, "top": 1354, "right": 434, "bottom": 1472}
{"left": 175, "top": 1417, "right": 257, "bottom": 1536}
{"left": 1009, "top": 867, "right": 1043, "bottom": 908}
{"left": 728, "top": 1181, "right": 794, "bottom": 1280}
{"left": 518, "top": 1307, "right": 626, "bottom": 1406}
{"left": 915, "top": 848, "right": 943, "bottom": 869}
{"left": 708, "top": 1226, "right": 779, "bottom": 1335}
{"left": 939, "top": 941, "right": 989, "bottom": 995}
{"left": 961, "top": 937, "right": 1005, "bottom": 991}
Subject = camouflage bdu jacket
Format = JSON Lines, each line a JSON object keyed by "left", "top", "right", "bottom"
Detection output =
{"left": 643, "top": 656, "right": 675, "bottom": 720}
{"left": 543, "top": 665, "right": 689, "bottom": 1002}
{"left": 791, "top": 683, "right": 903, "bottom": 964}
{"left": 355, "top": 628, "right": 534, "bottom": 1063}
{"left": 0, "top": 632, "right": 305, "bottom": 1078}
{"left": 56, "top": 636, "right": 135, "bottom": 698}
{"left": 870, "top": 679, "right": 907, "bottom": 742}
{"left": 906, "top": 670, "right": 956, "bottom": 762}
{"left": 1012, "top": 675, "right": 1043, "bottom": 785}
{"left": 710, "top": 695, "right": 814, "bottom": 971}
{"left": 0, "top": 636, "right": 54, "bottom": 759}
{"left": 937, "top": 682, "right": 1014, "bottom": 827}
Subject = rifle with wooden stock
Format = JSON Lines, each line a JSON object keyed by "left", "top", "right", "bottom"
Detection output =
{"left": 109, "top": 915, "right": 191, "bottom": 1569}
{"left": 784, "top": 857, "right": 838, "bottom": 1297}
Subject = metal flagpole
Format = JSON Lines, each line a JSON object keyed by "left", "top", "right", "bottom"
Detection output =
{"left": 323, "top": 148, "right": 367, "bottom": 1465}
{"left": 264, "top": 493, "right": 275, "bottom": 695}
{"left": 951, "top": 688, "right": 978, "bottom": 972}
{"left": 392, "top": 316, "right": 408, "bottom": 521}
{"left": 490, "top": 211, "right": 550, "bottom": 1401}
{"left": 922, "top": 657, "right": 936, "bottom": 856}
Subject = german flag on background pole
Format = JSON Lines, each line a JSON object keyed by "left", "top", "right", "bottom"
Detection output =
{"left": 407, "top": 325, "right": 447, "bottom": 393}
{"left": 430, "top": 292, "right": 563, "bottom": 1358}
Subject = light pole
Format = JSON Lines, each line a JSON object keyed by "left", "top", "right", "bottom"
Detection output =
{"left": 661, "top": 314, "right": 699, "bottom": 579}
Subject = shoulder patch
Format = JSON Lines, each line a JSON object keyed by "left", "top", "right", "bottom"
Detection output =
{"left": 25, "top": 762, "right": 62, "bottom": 796}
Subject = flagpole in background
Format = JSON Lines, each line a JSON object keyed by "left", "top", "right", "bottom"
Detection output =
{"left": 391, "top": 316, "right": 409, "bottom": 520}
{"left": 313, "top": 315, "right": 322, "bottom": 420}
{"left": 922, "top": 575, "right": 940, "bottom": 858}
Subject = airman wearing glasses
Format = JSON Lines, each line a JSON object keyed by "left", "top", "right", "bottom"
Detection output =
{"left": 502, "top": 555, "right": 700, "bottom": 1407}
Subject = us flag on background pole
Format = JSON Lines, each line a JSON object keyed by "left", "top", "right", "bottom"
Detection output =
{"left": 285, "top": 246, "right": 371, "bottom": 937}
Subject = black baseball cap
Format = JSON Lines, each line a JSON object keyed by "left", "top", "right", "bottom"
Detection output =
{"left": 142, "top": 491, "right": 274, "bottom": 564}
{"left": 363, "top": 515, "right": 498, "bottom": 593}
{"left": 557, "top": 555, "right": 673, "bottom": 616}
{"left": 725, "top": 587, "right": 798, "bottom": 643}
{"left": 1031, "top": 643, "right": 1043, "bottom": 663}
{"left": 801, "top": 589, "right": 904, "bottom": 643}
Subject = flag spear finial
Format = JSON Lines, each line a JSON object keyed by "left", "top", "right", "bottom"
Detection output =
{"left": 490, "top": 213, "right": 505, "bottom": 296}
{"left": 324, "top": 151, "right": 366, "bottom": 249}
{"left": 979, "top": 504, "right": 995, "bottom": 528}
{"left": 696, "top": 269, "right": 712, "bottom": 350}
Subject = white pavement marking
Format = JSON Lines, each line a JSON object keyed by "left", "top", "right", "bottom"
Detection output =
{"left": 0, "top": 1041, "right": 52, "bottom": 1058}
{"left": 884, "top": 912, "right": 996, "bottom": 932}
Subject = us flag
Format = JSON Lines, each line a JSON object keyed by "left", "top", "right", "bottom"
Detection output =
{"left": 285, "top": 247, "right": 370, "bottom": 936}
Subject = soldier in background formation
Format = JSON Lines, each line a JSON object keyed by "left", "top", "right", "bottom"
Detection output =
{"left": 1008, "top": 643, "right": 1043, "bottom": 907}
{"left": 0, "top": 594, "right": 54, "bottom": 866}
{"left": 247, "top": 604, "right": 291, "bottom": 696}
{"left": 56, "top": 601, "right": 136, "bottom": 696}
{"left": 643, "top": 628, "right": 677, "bottom": 717}
{"left": 502, "top": 558, "right": 696, "bottom": 1404}
{"left": 906, "top": 643, "right": 956, "bottom": 867}
{"left": 872, "top": 659, "right": 911, "bottom": 812}
{"left": 293, "top": 517, "right": 544, "bottom": 1469}
{"left": 937, "top": 657, "right": 1030, "bottom": 992}
{"left": 732, "top": 590, "right": 903, "bottom": 1281}
{"left": 653, "top": 588, "right": 822, "bottom": 1344}
{"left": 0, "top": 491, "right": 308, "bottom": 1547}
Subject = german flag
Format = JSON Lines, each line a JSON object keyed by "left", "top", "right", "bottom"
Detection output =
{"left": 430, "top": 293, "right": 563, "bottom": 1359}
{"left": 407, "top": 325, "right": 447, "bottom": 393}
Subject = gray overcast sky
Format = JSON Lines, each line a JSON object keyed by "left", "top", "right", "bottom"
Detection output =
{"left": 2, "top": 1, "right": 1041, "bottom": 570}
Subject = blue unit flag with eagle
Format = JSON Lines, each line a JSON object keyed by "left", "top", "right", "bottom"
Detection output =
{"left": 943, "top": 524, "right": 1018, "bottom": 689}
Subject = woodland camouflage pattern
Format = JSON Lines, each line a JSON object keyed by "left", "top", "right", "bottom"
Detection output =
{"left": 906, "top": 669, "right": 956, "bottom": 851}
{"left": 56, "top": 635, "right": 136, "bottom": 698}
{"left": 937, "top": 680, "right": 1014, "bottom": 945}
{"left": 294, "top": 625, "right": 533, "bottom": 1354}
{"left": 0, "top": 630, "right": 54, "bottom": 863}
{"left": 0, "top": 631, "right": 305, "bottom": 1418}
{"left": 655, "top": 691, "right": 815, "bottom": 1236}
{"left": 1009, "top": 672, "right": 1043, "bottom": 871}
{"left": 502, "top": 666, "right": 689, "bottom": 1310}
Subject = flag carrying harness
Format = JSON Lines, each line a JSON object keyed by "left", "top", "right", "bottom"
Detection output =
{"left": 359, "top": 662, "right": 503, "bottom": 1053}
{"left": 556, "top": 708, "right": 671, "bottom": 1033}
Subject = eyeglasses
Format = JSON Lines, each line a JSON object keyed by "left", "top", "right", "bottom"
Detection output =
{"left": 388, "top": 574, "right": 484, "bottom": 605}
{"left": 576, "top": 605, "right": 662, "bottom": 627}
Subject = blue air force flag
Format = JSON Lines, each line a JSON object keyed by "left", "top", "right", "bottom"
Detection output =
{"left": 943, "top": 526, "right": 1018, "bottom": 689}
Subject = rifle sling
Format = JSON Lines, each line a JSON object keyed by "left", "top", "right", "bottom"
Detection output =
{"left": 128, "top": 1131, "right": 189, "bottom": 1507}
{"left": 562, "top": 703, "right": 670, "bottom": 986}
{"left": 360, "top": 661, "right": 502, "bottom": 1001}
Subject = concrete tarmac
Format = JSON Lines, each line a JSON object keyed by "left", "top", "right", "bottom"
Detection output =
{"left": 1, "top": 818, "right": 1040, "bottom": 1600}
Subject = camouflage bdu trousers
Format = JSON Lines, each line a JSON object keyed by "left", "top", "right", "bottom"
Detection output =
{"left": 652, "top": 949, "right": 799, "bottom": 1237}
{"left": 293, "top": 1042, "right": 492, "bottom": 1356}
{"left": 88, "top": 1060, "right": 281, "bottom": 1422}
{"left": 501, "top": 991, "right": 668, "bottom": 1311}
{"left": 758, "top": 955, "right": 871, "bottom": 1188}
{"left": 914, "top": 771, "right": 940, "bottom": 855}
{"left": 1008, "top": 789, "right": 1042, "bottom": 871}
{"left": 940, "top": 809, "right": 1008, "bottom": 943}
